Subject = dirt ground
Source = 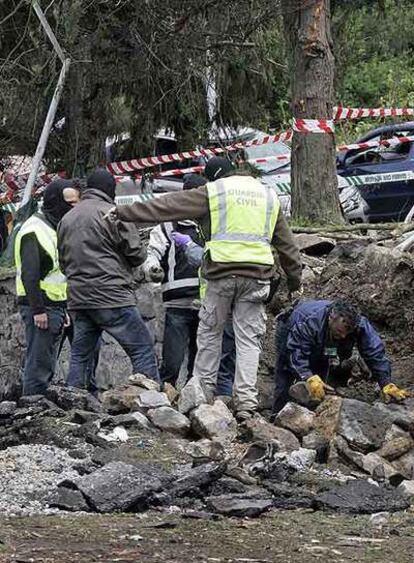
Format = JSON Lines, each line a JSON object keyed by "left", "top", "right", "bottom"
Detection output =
{"left": 1, "top": 509, "right": 414, "bottom": 563}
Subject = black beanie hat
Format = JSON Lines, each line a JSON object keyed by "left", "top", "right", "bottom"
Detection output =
{"left": 204, "top": 156, "right": 235, "bottom": 181}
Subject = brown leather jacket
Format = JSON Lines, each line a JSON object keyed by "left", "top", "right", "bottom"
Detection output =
{"left": 57, "top": 189, "right": 146, "bottom": 310}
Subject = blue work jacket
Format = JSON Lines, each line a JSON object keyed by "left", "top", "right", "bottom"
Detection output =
{"left": 285, "top": 300, "right": 391, "bottom": 387}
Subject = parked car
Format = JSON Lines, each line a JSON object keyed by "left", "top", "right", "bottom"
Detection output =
{"left": 337, "top": 122, "right": 414, "bottom": 222}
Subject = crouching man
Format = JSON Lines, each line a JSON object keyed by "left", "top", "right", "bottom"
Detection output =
{"left": 273, "top": 299, "right": 410, "bottom": 414}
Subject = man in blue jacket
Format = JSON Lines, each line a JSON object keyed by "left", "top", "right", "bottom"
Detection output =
{"left": 273, "top": 299, "right": 409, "bottom": 413}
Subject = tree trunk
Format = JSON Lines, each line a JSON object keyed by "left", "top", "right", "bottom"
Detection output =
{"left": 282, "top": 0, "right": 344, "bottom": 224}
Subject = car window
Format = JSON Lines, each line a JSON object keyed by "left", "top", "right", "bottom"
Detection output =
{"left": 344, "top": 139, "right": 412, "bottom": 167}
{"left": 244, "top": 142, "right": 291, "bottom": 173}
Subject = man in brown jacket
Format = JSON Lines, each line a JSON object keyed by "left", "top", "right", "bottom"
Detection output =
{"left": 110, "top": 158, "right": 301, "bottom": 419}
{"left": 58, "top": 169, "right": 160, "bottom": 389}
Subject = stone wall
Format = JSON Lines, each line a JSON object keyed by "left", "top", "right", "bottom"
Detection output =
{"left": 0, "top": 271, "right": 164, "bottom": 400}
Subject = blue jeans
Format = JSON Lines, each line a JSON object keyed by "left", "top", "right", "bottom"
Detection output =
{"left": 19, "top": 305, "right": 66, "bottom": 395}
{"left": 160, "top": 307, "right": 235, "bottom": 396}
{"left": 59, "top": 321, "right": 101, "bottom": 396}
{"left": 67, "top": 306, "right": 160, "bottom": 389}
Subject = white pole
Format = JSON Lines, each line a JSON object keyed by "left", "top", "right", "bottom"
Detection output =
{"left": 22, "top": 1, "right": 70, "bottom": 205}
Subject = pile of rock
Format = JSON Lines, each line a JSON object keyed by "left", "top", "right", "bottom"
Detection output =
{"left": 1, "top": 375, "right": 413, "bottom": 518}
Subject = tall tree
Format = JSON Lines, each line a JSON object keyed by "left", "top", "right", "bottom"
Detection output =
{"left": 282, "top": 0, "right": 344, "bottom": 224}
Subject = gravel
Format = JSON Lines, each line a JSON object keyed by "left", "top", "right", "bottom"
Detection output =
{"left": 0, "top": 444, "right": 89, "bottom": 516}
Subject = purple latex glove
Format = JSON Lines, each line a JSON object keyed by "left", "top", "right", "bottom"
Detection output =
{"left": 171, "top": 231, "right": 192, "bottom": 247}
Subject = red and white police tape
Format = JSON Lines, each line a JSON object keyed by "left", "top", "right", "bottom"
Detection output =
{"left": 3, "top": 105, "right": 414, "bottom": 202}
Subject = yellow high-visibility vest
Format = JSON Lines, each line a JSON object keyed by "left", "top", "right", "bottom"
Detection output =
{"left": 15, "top": 215, "right": 67, "bottom": 302}
{"left": 205, "top": 176, "right": 280, "bottom": 265}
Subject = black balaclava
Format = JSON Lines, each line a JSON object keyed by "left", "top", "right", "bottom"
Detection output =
{"left": 42, "top": 178, "right": 75, "bottom": 228}
{"left": 86, "top": 168, "right": 116, "bottom": 200}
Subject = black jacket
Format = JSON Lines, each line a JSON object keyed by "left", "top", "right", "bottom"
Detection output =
{"left": 57, "top": 189, "right": 146, "bottom": 310}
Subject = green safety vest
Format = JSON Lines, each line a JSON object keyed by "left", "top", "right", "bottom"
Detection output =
{"left": 15, "top": 214, "right": 67, "bottom": 302}
{"left": 205, "top": 176, "right": 280, "bottom": 266}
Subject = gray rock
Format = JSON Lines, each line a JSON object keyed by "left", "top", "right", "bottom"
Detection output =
{"left": 361, "top": 453, "right": 404, "bottom": 485}
{"left": 392, "top": 450, "right": 414, "bottom": 480}
{"left": 315, "top": 480, "right": 409, "bottom": 513}
{"left": 274, "top": 402, "right": 315, "bottom": 437}
{"left": 128, "top": 373, "right": 160, "bottom": 391}
{"left": 146, "top": 406, "right": 190, "bottom": 436}
{"left": 337, "top": 399, "right": 393, "bottom": 452}
{"left": 288, "top": 381, "right": 321, "bottom": 409}
{"left": 375, "top": 399, "right": 414, "bottom": 431}
{"left": 170, "top": 462, "right": 226, "bottom": 498}
{"left": 69, "top": 461, "right": 163, "bottom": 512}
{"left": 66, "top": 410, "right": 105, "bottom": 425}
{"left": 377, "top": 433, "right": 414, "bottom": 461}
{"left": 101, "top": 385, "right": 144, "bottom": 414}
{"left": 191, "top": 401, "right": 237, "bottom": 441}
{"left": 186, "top": 439, "right": 225, "bottom": 462}
{"left": 207, "top": 477, "right": 260, "bottom": 496}
{"left": 18, "top": 395, "right": 47, "bottom": 407}
{"left": 241, "top": 417, "right": 300, "bottom": 451}
{"left": 294, "top": 233, "right": 336, "bottom": 256}
{"left": 285, "top": 448, "right": 317, "bottom": 471}
{"left": 106, "top": 412, "right": 152, "bottom": 431}
{"left": 45, "top": 385, "right": 102, "bottom": 413}
{"left": 134, "top": 390, "right": 171, "bottom": 411}
{"left": 206, "top": 494, "right": 273, "bottom": 517}
{"left": 177, "top": 377, "right": 206, "bottom": 414}
{"left": 47, "top": 487, "right": 90, "bottom": 512}
{"left": 398, "top": 480, "right": 414, "bottom": 500}
{"left": 0, "top": 401, "right": 16, "bottom": 417}
{"left": 302, "top": 430, "right": 329, "bottom": 451}
{"left": 262, "top": 481, "right": 315, "bottom": 509}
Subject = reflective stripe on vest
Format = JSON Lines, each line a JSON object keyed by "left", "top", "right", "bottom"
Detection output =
{"left": 206, "top": 176, "right": 280, "bottom": 265}
{"left": 161, "top": 221, "right": 199, "bottom": 295}
{"left": 15, "top": 215, "right": 67, "bottom": 302}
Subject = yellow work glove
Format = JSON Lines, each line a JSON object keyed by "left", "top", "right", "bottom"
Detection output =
{"left": 306, "top": 375, "right": 326, "bottom": 401}
{"left": 382, "top": 383, "right": 411, "bottom": 403}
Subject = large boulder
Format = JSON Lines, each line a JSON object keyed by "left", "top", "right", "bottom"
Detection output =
{"left": 337, "top": 399, "right": 393, "bottom": 452}
{"left": 66, "top": 461, "right": 163, "bottom": 513}
{"left": 274, "top": 402, "right": 315, "bottom": 437}
{"left": 147, "top": 406, "right": 190, "bottom": 437}
{"left": 191, "top": 400, "right": 237, "bottom": 441}
{"left": 375, "top": 400, "right": 414, "bottom": 432}
{"left": 169, "top": 462, "right": 226, "bottom": 498}
{"left": 315, "top": 480, "right": 409, "bottom": 513}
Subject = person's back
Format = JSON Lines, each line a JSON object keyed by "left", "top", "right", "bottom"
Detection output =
{"left": 59, "top": 184, "right": 145, "bottom": 311}
{"left": 57, "top": 169, "right": 159, "bottom": 387}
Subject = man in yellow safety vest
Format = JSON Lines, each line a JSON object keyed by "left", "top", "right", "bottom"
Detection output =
{"left": 107, "top": 157, "right": 302, "bottom": 420}
{"left": 15, "top": 179, "right": 79, "bottom": 395}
